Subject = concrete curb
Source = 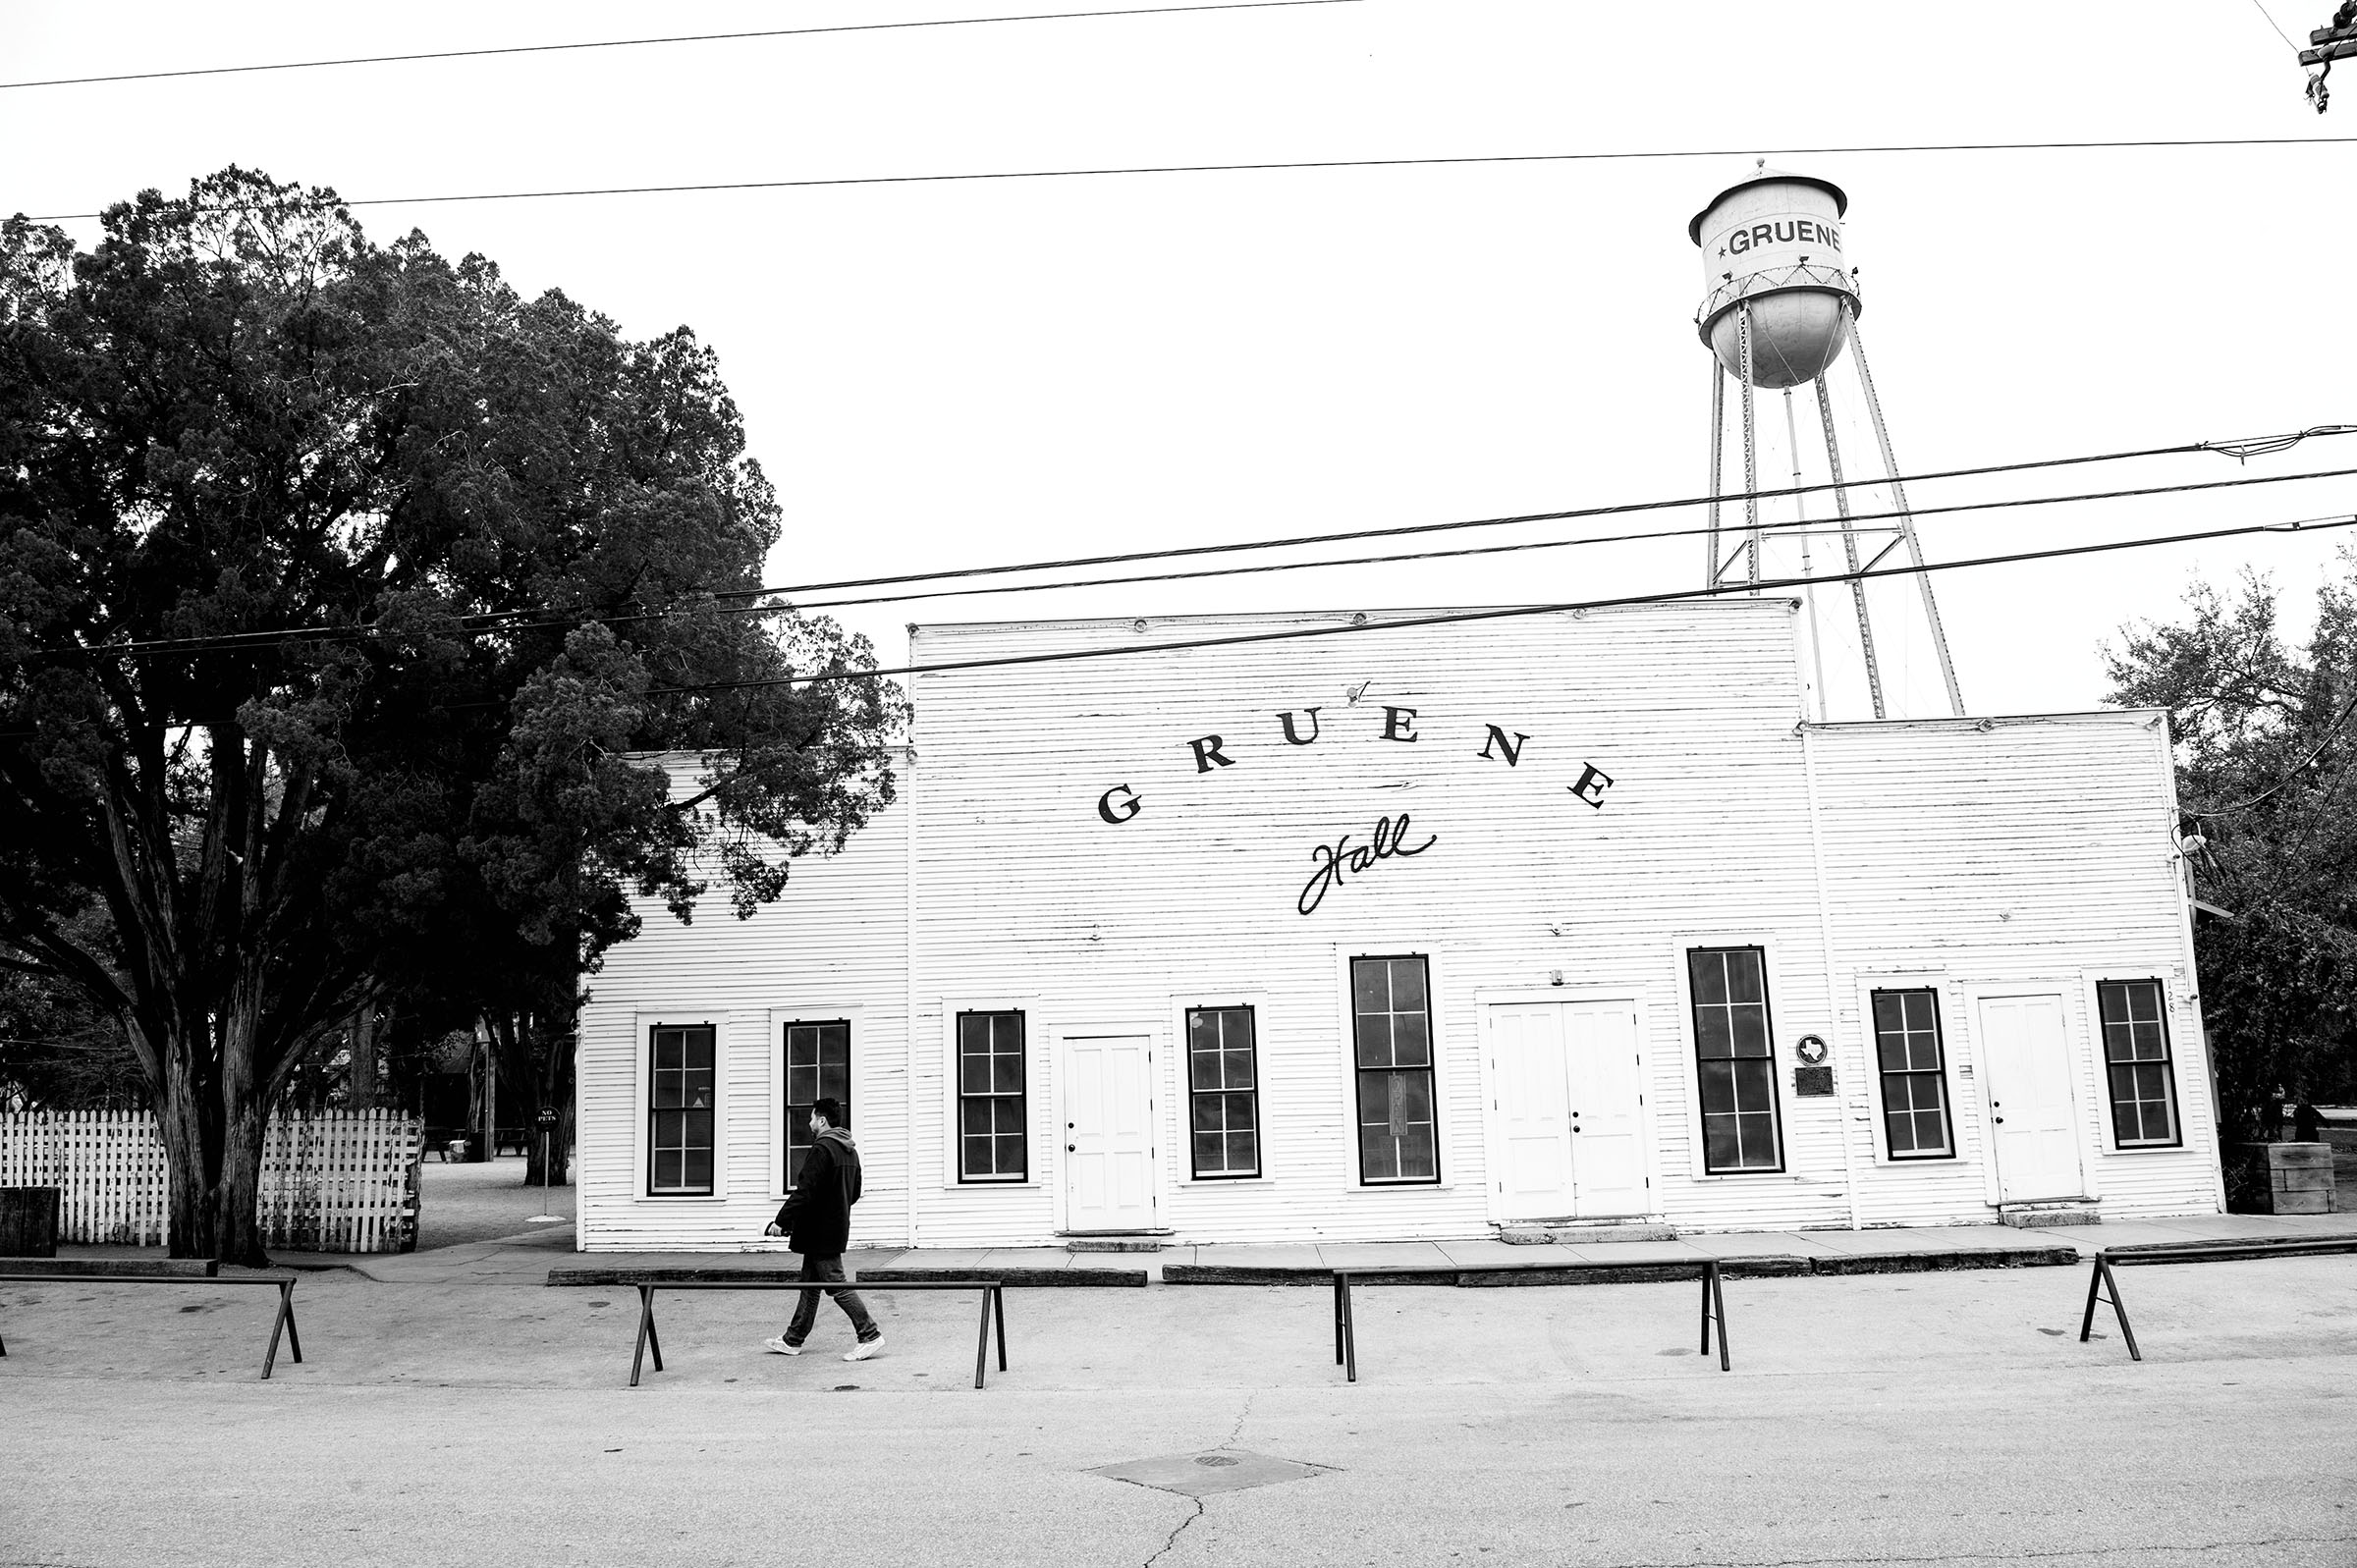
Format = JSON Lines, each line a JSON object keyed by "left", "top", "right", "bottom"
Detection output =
{"left": 1161, "top": 1245, "right": 2075, "bottom": 1285}
{"left": 548, "top": 1265, "right": 1150, "bottom": 1288}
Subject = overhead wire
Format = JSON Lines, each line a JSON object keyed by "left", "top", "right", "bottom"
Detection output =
{"left": 34, "top": 426, "right": 2356, "bottom": 662}
{"left": 0, "top": 1, "right": 1364, "bottom": 91}
{"left": 6, "top": 511, "right": 2352, "bottom": 737}
{"left": 23, "top": 135, "right": 2357, "bottom": 223}
{"left": 641, "top": 511, "right": 2357, "bottom": 694}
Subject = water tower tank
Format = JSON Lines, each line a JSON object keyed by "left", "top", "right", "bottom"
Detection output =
{"left": 1690, "top": 167, "right": 1858, "bottom": 389}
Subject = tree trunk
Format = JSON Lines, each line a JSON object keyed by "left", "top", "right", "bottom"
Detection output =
{"left": 347, "top": 1003, "right": 380, "bottom": 1110}
{"left": 149, "top": 1018, "right": 275, "bottom": 1266}
{"left": 154, "top": 1069, "right": 222, "bottom": 1262}
{"left": 469, "top": 1026, "right": 496, "bottom": 1162}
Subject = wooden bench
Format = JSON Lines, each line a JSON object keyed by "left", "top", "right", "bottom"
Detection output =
{"left": 556, "top": 1271, "right": 1008, "bottom": 1389}
{"left": 1330, "top": 1259, "right": 1730, "bottom": 1382}
{"left": 0, "top": 1259, "right": 303, "bottom": 1379}
{"left": 2079, "top": 1232, "right": 2357, "bottom": 1362}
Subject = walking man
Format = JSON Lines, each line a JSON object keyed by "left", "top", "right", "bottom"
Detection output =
{"left": 763, "top": 1098, "right": 883, "bottom": 1361}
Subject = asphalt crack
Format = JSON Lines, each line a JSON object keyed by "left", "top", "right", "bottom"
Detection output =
{"left": 1142, "top": 1495, "right": 1204, "bottom": 1568}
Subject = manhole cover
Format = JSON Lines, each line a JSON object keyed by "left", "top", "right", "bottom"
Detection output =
{"left": 1089, "top": 1449, "right": 1333, "bottom": 1497}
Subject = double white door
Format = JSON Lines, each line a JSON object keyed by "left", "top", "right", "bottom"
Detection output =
{"left": 1489, "top": 1000, "right": 1649, "bottom": 1219}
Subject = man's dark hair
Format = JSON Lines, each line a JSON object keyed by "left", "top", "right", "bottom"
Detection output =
{"left": 812, "top": 1097, "right": 845, "bottom": 1128}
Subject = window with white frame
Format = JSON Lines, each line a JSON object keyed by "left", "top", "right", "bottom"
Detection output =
{"left": 648, "top": 1023, "right": 716, "bottom": 1195}
{"left": 1350, "top": 955, "right": 1439, "bottom": 1184}
{"left": 784, "top": 1020, "right": 850, "bottom": 1185}
{"left": 1686, "top": 947, "right": 1783, "bottom": 1173}
{"left": 1186, "top": 1005, "right": 1260, "bottom": 1178}
{"left": 957, "top": 1010, "right": 1027, "bottom": 1181}
{"left": 2097, "top": 979, "right": 2180, "bottom": 1147}
{"left": 1871, "top": 988, "right": 1954, "bottom": 1159}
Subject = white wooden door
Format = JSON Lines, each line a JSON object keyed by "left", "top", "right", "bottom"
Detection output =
{"left": 1975, "top": 994, "right": 2086, "bottom": 1203}
{"left": 1488, "top": 1000, "right": 1647, "bottom": 1220}
{"left": 1563, "top": 1000, "right": 1649, "bottom": 1217}
{"left": 1492, "top": 1003, "right": 1576, "bottom": 1218}
{"left": 1063, "top": 1035, "right": 1157, "bottom": 1231}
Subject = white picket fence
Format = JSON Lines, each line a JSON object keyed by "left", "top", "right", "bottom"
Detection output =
{"left": 0, "top": 1108, "right": 422, "bottom": 1253}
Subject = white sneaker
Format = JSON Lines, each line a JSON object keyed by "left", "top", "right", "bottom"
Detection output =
{"left": 763, "top": 1337, "right": 803, "bottom": 1356}
{"left": 843, "top": 1336, "right": 883, "bottom": 1362}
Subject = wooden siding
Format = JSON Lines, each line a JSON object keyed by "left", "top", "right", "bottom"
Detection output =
{"left": 576, "top": 606, "right": 2219, "bottom": 1250}
{"left": 576, "top": 753, "right": 910, "bottom": 1252}
{"left": 1803, "top": 715, "right": 2220, "bottom": 1224}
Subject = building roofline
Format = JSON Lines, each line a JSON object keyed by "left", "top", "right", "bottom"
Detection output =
{"left": 907, "top": 598, "right": 1793, "bottom": 639}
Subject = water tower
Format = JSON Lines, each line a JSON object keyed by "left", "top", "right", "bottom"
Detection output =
{"left": 1691, "top": 163, "right": 1963, "bottom": 720}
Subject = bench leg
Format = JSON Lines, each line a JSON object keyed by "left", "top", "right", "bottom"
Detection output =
{"left": 260, "top": 1280, "right": 300, "bottom": 1379}
{"left": 1707, "top": 1262, "right": 1730, "bottom": 1372}
{"left": 1341, "top": 1273, "right": 1358, "bottom": 1384}
{"left": 973, "top": 1287, "right": 992, "bottom": 1390}
{"left": 2079, "top": 1257, "right": 2140, "bottom": 1363}
{"left": 630, "top": 1284, "right": 663, "bottom": 1387}
{"left": 993, "top": 1284, "right": 1008, "bottom": 1373}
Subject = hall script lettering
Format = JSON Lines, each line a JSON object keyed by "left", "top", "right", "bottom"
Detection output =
{"left": 1296, "top": 813, "right": 1437, "bottom": 917}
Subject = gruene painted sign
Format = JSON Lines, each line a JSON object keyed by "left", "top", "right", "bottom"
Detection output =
{"left": 1091, "top": 702, "right": 1617, "bottom": 917}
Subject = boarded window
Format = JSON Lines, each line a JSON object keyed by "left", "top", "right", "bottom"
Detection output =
{"left": 2098, "top": 980, "right": 2180, "bottom": 1147}
{"left": 1187, "top": 1006, "right": 1260, "bottom": 1179}
{"left": 1687, "top": 947, "right": 1783, "bottom": 1173}
{"left": 1350, "top": 956, "right": 1439, "bottom": 1184}
{"left": 1871, "top": 989, "right": 1953, "bottom": 1160}
{"left": 958, "top": 1010, "right": 1027, "bottom": 1181}
{"left": 648, "top": 1023, "right": 716, "bottom": 1195}
{"left": 784, "top": 1020, "right": 851, "bottom": 1185}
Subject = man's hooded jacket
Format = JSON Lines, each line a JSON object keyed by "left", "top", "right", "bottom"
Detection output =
{"left": 773, "top": 1127, "right": 862, "bottom": 1256}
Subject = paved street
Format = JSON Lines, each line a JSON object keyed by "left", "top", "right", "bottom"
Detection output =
{"left": 5, "top": 1241, "right": 2354, "bottom": 1567}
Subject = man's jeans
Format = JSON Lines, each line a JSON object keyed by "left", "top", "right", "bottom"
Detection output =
{"left": 785, "top": 1253, "right": 880, "bottom": 1345}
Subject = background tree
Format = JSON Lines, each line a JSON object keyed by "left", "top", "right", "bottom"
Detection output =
{"left": 0, "top": 170, "right": 904, "bottom": 1264}
{"left": 2107, "top": 557, "right": 2357, "bottom": 1144}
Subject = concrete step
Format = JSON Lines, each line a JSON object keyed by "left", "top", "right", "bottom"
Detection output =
{"left": 1063, "top": 1234, "right": 1171, "bottom": 1253}
{"left": 1998, "top": 1202, "right": 2101, "bottom": 1229}
{"left": 1498, "top": 1221, "right": 1678, "bottom": 1246}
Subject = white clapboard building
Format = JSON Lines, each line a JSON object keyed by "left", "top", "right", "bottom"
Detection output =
{"left": 575, "top": 599, "right": 2224, "bottom": 1251}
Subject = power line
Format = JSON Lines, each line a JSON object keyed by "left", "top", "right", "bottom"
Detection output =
{"left": 6, "top": 512, "right": 2350, "bottom": 738}
{"left": 648, "top": 512, "right": 2357, "bottom": 693}
{"left": 0, "top": 1, "right": 1361, "bottom": 91}
{"left": 39, "top": 427, "right": 2355, "bottom": 662}
{"left": 25, "top": 135, "right": 2357, "bottom": 223}
{"left": 2187, "top": 685, "right": 2357, "bottom": 816}
{"left": 786, "top": 465, "right": 2357, "bottom": 612}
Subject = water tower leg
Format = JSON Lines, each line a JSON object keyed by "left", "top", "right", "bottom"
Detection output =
{"left": 1706, "top": 362, "right": 1727, "bottom": 587}
{"left": 1736, "top": 304, "right": 1760, "bottom": 590}
{"left": 1814, "top": 375, "right": 1888, "bottom": 720}
{"left": 1781, "top": 388, "right": 1830, "bottom": 724}
{"left": 1847, "top": 314, "right": 1966, "bottom": 717}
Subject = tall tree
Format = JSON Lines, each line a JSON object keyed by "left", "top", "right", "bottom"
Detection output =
{"left": 2107, "top": 558, "right": 2357, "bottom": 1141}
{"left": 0, "top": 170, "right": 903, "bottom": 1263}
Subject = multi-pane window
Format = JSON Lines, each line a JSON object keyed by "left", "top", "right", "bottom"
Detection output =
{"left": 2098, "top": 980, "right": 2180, "bottom": 1147}
{"left": 958, "top": 1010, "right": 1027, "bottom": 1181}
{"left": 1871, "top": 989, "right": 1953, "bottom": 1160}
{"left": 784, "top": 1020, "right": 850, "bottom": 1185}
{"left": 1187, "top": 1006, "right": 1260, "bottom": 1178}
{"left": 1350, "top": 956, "right": 1439, "bottom": 1184}
{"left": 1686, "top": 947, "right": 1783, "bottom": 1173}
{"left": 648, "top": 1023, "right": 716, "bottom": 1195}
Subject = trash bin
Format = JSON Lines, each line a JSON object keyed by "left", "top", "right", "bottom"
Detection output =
{"left": 0, "top": 1186, "right": 62, "bottom": 1257}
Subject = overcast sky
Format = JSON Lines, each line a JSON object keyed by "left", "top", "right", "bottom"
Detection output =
{"left": 7, "top": 0, "right": 2352, "bottom": 719}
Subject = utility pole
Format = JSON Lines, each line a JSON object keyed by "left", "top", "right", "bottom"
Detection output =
{"left": 2299, "top": 2, "right": 2357, "bottom": 111}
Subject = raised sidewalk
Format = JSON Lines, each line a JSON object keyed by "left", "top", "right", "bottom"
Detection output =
{"left": 233, "top": 1209, "right": 2357, "bottom": 1286}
